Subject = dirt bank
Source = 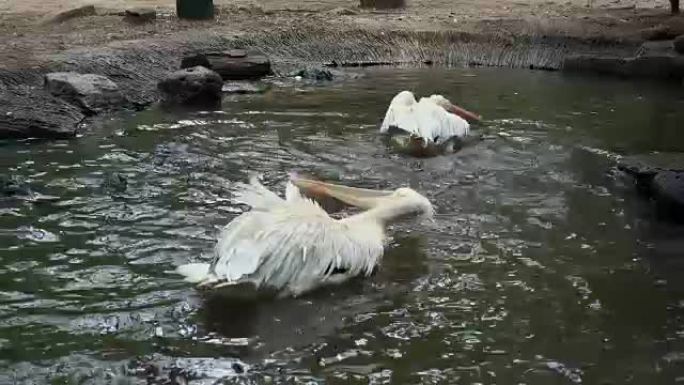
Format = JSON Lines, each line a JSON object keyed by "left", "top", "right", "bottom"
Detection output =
{"left": 0, "top": 0, "right": 682, "bottom": 138}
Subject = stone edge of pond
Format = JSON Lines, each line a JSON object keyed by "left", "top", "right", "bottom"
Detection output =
{"left": 0, "top": 28, "right": 643, "bottom": 140}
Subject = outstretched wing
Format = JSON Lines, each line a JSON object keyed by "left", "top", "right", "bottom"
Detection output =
{"left": 207, "top": 190, "right": 384, "bottom": 295}
{"left": 232, "top": 174, "right": 285, "bottom": 211}
{"left": 380, "top": 98, "right": 420, "bottom": 135}
{"left": 414, "top": 98, "right": 470, "bottom": 143}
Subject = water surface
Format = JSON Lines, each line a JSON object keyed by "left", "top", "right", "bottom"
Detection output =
{"left": 1, "top": 67, "right": 684, "bottom": 384}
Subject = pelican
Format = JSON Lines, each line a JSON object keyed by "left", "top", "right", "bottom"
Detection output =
{"left": 176, "top": 173, "right": 434, "bottom": 297}
{"left": 380, "top": 91, "right": 481, "bottom": 156}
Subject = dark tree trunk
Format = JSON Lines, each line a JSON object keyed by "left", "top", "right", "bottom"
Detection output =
{"left": 672, "top": 0, "right": 680, "bottom": 14}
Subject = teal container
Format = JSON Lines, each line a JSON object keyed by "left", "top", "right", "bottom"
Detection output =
{"left": 176, "top": 0, "right": 214, "bottom": 19}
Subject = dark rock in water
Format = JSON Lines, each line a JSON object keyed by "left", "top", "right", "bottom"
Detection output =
{"left": 0, "top": 175, "right": 32, "bottom": 197}
{"left": 124, "top": 7, "right": 156, "bottom": 23}
{"left": 102, "top": 172, "right": 128, "bottom": 192}
{"left": 618, "top": 153, "right": 684, "bottom": 222}
{"left": 180, "top": 51, "right": 271, "bottom": 80}
{"left": 562, "top": 54, "right": 684, "bottom": 80}
{"left": 291, "top": 68, "right": 334, "bottom": 81}
{"left": 44, "top": 72, "right": 128, "bottom": 115}
{"left": 652, "top": 171, "right": 684, "bottom": 221}
{"left": 158, "top": 66, "right": 223, "bottom": 106}
{"left": 0, "top": 91, "right": 84, "bottom": 139}
{"left": 221, "top": 81, "right": 268, "bottom": 94}
{"left": 674, "top": 35, "right": 684, "bottom": 54}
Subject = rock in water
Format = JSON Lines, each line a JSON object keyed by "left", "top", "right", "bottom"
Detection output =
{"left": 652, "top": 171, "right": 684, "bottom": 221}
{"left": 44, "top": 72, "right": 128, "bottom": 115}
{"left": 0, "top": 91, "right": 84, "bottom": 139}
{"left": 158, "top": 66, "right": 223, "bottom": 106}
{"left": 180, "top": 51, "right": 271, "bottom": 80}
{"left": 674, "top": 35, "right": 684, "bottom": 55}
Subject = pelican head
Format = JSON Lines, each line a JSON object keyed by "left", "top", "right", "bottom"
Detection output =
{"left": 428, "top": 94, "right": 481, "bottom": 123}
{"left": 291, "top": 174, "right": 434, "bottom": 223}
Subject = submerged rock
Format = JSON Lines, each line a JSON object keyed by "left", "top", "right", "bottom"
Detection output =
{"left": 180, "top": 51, "right": 271, "bottom": 80}
{"left": 291, "top": 68, "right": 334, "bottom": 81}
{"left": 158, "top": 66, "right": 223, "bottom": 106}
{"left": 44, "top": 72, "right": 128, "bottom": 115}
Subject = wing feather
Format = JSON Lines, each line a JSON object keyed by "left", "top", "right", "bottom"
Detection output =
{"left": 414, "top": 98, "right": 470, "bottom": 144}
{"left": 207, "top": 200, "right": 384, "bottom": 296}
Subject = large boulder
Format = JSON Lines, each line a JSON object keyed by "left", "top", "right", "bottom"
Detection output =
{"left": 674, "top": 35, "right": 684, "bottom": 55}
{"left": 44, "top": 72, "right": 128, "bottom": 115}
{"left": 180, "top": 50, "right": 271, "bottom": 80}
{"left": 157, "top": 66, "right": 223, "bottom": 106}
{"left": 0, "top": 91, "right": 84, "bottom": 139}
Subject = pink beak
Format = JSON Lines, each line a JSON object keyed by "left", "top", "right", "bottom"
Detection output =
{"left": 446, "top": 104, "right": 481, "bottom": 122}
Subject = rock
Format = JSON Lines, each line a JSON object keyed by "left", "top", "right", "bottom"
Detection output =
{"left": 359, "top": 0, "right": 405, "bottom": 8}
{"left": 674, "top": 35, "right": 684, "bottom": 54}
{"left": 618, "top": 153, "right": 684, "bottom": 222}
{"left": 180, "top": 51, "right": 271, "bottom": 80}
{"left": 221, "top": 81, "right": 268, "bottom": 94}
{"left": 47, "top": 5, "right": 96, "bottom": 24}
{"left": 329, "top": 7, "right": 359, "bottom": 15}
{"left": 636, "top": 40, "right": 676, "bottom": 57}
{"left": 124, "top": 7, "right": 156, "bottom": 23}
{"left": 562, "top": 54, "right": 684, "bottom": 80}
{"left": 0, "top": 91, "right": 84, "bottom": 139}
{"left": 652, "top": 171, "right": 684, "bottom": 221}
{"left": 158, "top": 66, "right": 223, "bottom": 106}
{"left": 640, "top": 25, "right": 679, "bottom": 41}
{"left": 291, "top": 68, "right": 334, "bottom": 81}
{"left": 44, "top": 72, "right": 128, "bottom": 115}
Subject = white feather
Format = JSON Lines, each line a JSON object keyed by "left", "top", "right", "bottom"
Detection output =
{"left": 177, "top": 175, "right": 432, "bottom": 297}
{"left": 380, "top": 91, "right": 470, "bottom": 145}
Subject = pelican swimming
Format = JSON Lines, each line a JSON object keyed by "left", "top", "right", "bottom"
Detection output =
{"left": 176, "top": 173, "right": 434, "bottom": 297}
{"left": 380, "top": 91, "right": 481, "bottom": 156}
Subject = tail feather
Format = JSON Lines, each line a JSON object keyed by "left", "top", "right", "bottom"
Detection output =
{"left": 176, "top": 263, "right": 211, "bottom": 283}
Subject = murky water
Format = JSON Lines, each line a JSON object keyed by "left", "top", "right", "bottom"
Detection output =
{"left": 1, "top": 68, "right": 684, "bottom": 384}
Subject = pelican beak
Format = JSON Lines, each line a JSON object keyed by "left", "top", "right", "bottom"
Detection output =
{"left": 446, "top": 103, "right": 481, "bottom": 122}
{"left": 290, "top": 175, "right": 392, "bottom": 209}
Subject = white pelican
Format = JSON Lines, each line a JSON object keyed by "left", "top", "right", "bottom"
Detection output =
{"left": 176, "top": 173, "right": 434, "bottom": 297}
{"left": 380, "top": 91, "right": 481, "bottom": 156}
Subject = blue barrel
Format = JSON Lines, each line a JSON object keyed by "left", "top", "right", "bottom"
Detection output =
{"left": 177, "top": 0, "right": 214, "bottom": 19}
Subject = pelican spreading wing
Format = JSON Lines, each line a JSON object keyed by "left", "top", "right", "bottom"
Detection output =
{"left": 380, "top": 91, "right": 481, "bottom": 155}
{"left": 176, "top": 174, "right": 434, "bottom": 297}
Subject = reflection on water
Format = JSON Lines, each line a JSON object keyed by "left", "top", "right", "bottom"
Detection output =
{"left": 0, "top": 67, "right": 683, "bottom": 384}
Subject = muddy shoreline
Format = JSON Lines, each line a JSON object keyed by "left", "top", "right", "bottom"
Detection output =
{"left": 0, "top": 26, "right": 646, "bottom": 139}
{"left": 1, "top": 1, "right": 683, "bottom": 139}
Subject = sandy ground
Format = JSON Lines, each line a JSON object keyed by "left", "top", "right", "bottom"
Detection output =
{"left": 0, "top": 0, "right": 683, "bottom": 69}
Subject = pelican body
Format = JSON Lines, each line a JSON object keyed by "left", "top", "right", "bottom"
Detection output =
{"left": 176, "top": 174, "right": 434, "bottom": 297}
{"left": 380, "top": 91, "right": 481, "bottom": 156}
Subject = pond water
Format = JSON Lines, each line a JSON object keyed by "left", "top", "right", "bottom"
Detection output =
{"left": 1, "top": 67, "right": 684, "bottom": 384}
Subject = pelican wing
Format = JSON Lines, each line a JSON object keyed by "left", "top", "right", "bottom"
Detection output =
{"left": 232, "top": 174, "right": 285, "bottom": 211}
{"left": 414, "top": 98, "right": 470, "bottom": 143}
{"left": 208, "top": 185, "right": 384, "bottom": 296}
{"left": 380, "top": 96, "right": 420, "bottom": 135}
